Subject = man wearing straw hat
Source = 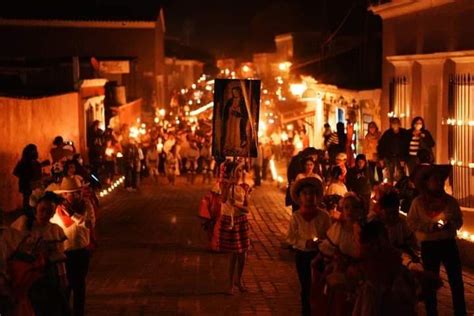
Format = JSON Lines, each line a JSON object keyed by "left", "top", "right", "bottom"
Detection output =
{"left": 51, "top": 177, "right": 95, "bottom": 316}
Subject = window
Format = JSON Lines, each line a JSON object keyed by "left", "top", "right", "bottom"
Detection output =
{"left": 389, "top": 76, "right": 410, "bottom": 126}
{"left": 447, "top": 74, "right": 474, "bottom": 208}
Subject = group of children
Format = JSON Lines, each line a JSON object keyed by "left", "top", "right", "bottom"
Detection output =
{"left": 286, "top": 164, "right": 466, "bottom": 316}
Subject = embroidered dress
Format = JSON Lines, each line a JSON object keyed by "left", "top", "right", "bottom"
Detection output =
{"left": 217, "top": 183, "right": 250, "bottom": 253}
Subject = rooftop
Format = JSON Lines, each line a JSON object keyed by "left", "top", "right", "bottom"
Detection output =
{"left": 0, "top": 0, "right": 164, "bottom": 22}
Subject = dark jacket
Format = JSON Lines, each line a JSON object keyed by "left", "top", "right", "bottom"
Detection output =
{"left": 346, "top": 167, "right": 371, "bottom": 196}
{"left": 13, "top": 159, "right": 42, "bottom": 194}
{"left": 377, "top": 128, "right": 410, "bottom": 161}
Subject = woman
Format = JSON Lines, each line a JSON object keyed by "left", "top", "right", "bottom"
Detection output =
{"left": 51, "top": 177, "right": 95, "bottom": 316}
{"left": 165, "top": 144, "right": 180, "bottom": 185}
{"left": 407, "top": 166, "right": 466, "bottom": 316}
{"left": 286, "top": 178, "right": 331, "bottom": 316}
{"left": 222, "top": 87, "right": 248, "bottom": 154}
{"left": 325, "top": 166, "right": 348, "bottom": 198}
{"left": 217, "top": 161, "right": 251, "bottom": 295}
{"left": 363, "top": 122, "right": 383, "bottom": 184}
{"left": 312, "top": 194, "right": 366, "bottom": 315}
{"left": 346, "top": 154, "right": 371, "bottom": 213}
{"left": 13, "top": 144, "right": 43, "bottom": 209}
{"left": 295, "top": 157, "right": 323, "bottom": 183}
{"left": 10, "top": 191, "right": 69, "bottom": 316}
{"left": 407, "top": 117, "right": 435, "bottom": 176}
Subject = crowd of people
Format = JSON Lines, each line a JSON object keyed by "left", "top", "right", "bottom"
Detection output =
{"left": 282, "top": 116, "right": 466, "bottom": 316}
{"left": 2, "top": 136, "right": 98, "bottom": 315}
{"left": 1, "top": 109, "right": 467, "bottom": 315}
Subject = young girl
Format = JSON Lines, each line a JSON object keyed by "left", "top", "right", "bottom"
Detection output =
{"left": 218, "top": 161, "right": 251, "bottom": 295}
{"left": 286, "top": 177, "right": 330, "bottom": 315}
{"left": 325, "top": 166, "right": 348, "bottom": 197}
{"left": 10, "top": 191, "right": 69, "bottom": 316}
{"left": 314, "top": 194, "right": 365, "bottom": 315}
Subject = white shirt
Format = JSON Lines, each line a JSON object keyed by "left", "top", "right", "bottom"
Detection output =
{"left": 319, "top": 221, "right": 360, "bottom": 259}
{"left": 50, "top": 200, "right": 96, "bottom": 251}
{"left": 286, "top": 210, "right": 331, "bottom": 251}
{"left": 325, "top": 182, "right": 348, "bottom": 197}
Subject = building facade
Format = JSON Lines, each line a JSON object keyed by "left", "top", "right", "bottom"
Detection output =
{"left": 370, "top": 0, "right": 474, "bottom": 208}
{"left": 0, "top": 4, "right": 167, "bottom": 111}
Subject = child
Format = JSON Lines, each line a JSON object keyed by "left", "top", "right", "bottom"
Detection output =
{"left": 286, "top": 177, "right": 330, "bottom": 316}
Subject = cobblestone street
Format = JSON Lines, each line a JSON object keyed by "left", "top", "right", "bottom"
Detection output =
{"left": 86, "top": 177, "right": 474, "bottom": 315}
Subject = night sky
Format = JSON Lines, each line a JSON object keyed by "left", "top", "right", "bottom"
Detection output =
{"left": 164, "top": 0, "right": 379, "bottom": 59}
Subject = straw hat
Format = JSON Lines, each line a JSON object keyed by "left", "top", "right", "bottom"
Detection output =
{"left": 291, "top": 177, "right": 324, "bottom": 205}
{"left": 54, "top": 176, "right": 83, "bottom": 193}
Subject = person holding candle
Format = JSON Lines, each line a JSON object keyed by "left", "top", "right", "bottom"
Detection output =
{"left": 286, "top": 177, "right": 330, "bottom": 316}
{"left": 407, "top": 166, "right": 466, "bottom": 316}
{"left": 51, "top": 177, "right": 95, "bottom": 316}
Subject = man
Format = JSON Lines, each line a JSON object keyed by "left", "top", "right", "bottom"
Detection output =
{"left": 377, "top": 117, "right": 409, "bottom": 183}
{"left": 51, "top": 177, "right": 95, "bottom": 316}
{"left": 50, "top": 136, "right": 75, "bottom": 164}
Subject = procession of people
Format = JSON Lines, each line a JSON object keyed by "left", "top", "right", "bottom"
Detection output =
{"left": 1, "top": 93, "right": 468, "bottom": 316}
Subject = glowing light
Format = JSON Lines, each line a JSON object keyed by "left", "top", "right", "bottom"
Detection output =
{"left": 457, "top": 161, "right": 463, "bottom": 167}
{"left": 105, "top": 148, "right": 114, "bottom": 157}
{"left": 107, "top": 188, "right": 112, "bottom": 193}
{"left": 190, "top": 102, "right": 214, "bottom": 116}
{"left": 278, "top": 62, "right": 292, "bottom": 72}
{"left": 457, "top": 120, "right": 464, "bottom": 126}
{"left": 277, "top": 176, "right": 284, "bottom": 183}
{"left": 191, "top": 84, "right": 196, "bottom": 89}
{"left": 242, "top": 65, "right": 250, "bottom": 72}
{"left": 205, "top": 85, "right": 213, "bottom": 91}
{"left": 280, "top": 131, "right": 288, "bottom": 142}
{"left": 469, "top": 121, "right": 474, "bottom": 126}
{"left": 154, "top": 117, "right": 159, "bottom": 124}
{"left": 265, "top": 100, "right": 271, "bottom": 105}
{"left": 290, "top": 83, "right": 306, "bottom": 97}
{"left": 116, "top": 152, "right": 123, "bottom": 158}
{"left": 287, "top": 124, "right": 294, "bottom": 131}
{"left": 388, "top": 112, "right": 395, "bottom": 118}
{"left": 269, "top": 118, "right": 275, "bottom": 124}
{"left": 450, "top": 159, "right": 456, "bottom": 165}
{"left": 141, "top": 123, "right": 146, "bottom": 128}
{"left": 263, "top": 89, "right": 268, "bottom": 94}
{"left": 224, "top": 69, "right": 230, "bottom": 76}
{"left": 180, "top": 89, "right": 186, "bottom": 94}
{"left": 159, "top": 109, "right": 166, "bottom": 116}
{"left": 269, "top": 159, "right": 278, "bottom": 180}
{"left": 469, "top": 163, "right": 474, "bottom": 169}
{"left": 188, "top": 100, "right": 193, "bottom": 105}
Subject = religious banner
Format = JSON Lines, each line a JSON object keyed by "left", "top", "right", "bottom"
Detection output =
{"left": 212, "top": 79, "right": 261, "bottom": 158}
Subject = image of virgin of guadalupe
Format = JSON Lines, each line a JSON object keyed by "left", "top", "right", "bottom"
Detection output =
{"left": 221, "top": 87, "right": 248, "bottom": 153}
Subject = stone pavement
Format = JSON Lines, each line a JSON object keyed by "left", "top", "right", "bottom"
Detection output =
{"left": 86, "top": 176, "right": 474, "bottom": 315}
